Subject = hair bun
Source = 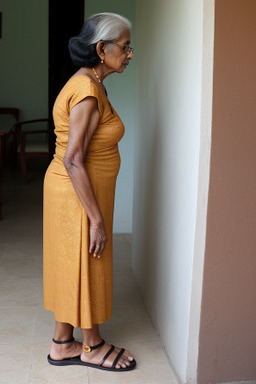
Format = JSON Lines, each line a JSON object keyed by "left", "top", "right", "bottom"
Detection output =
{"left": 68, "top": 37, "right": 99, "bottom": 68}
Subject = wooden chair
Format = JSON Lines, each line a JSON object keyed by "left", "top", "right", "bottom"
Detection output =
{"left": 0, "top": 108, "right": 20, "bottom": 219}
{"left": 14, "top": 118, "right": 51, "bottom": 184}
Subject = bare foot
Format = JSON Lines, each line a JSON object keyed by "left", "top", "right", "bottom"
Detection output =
{"left": 49, "top": 339, "right": 83, "bottom": 361}
{"left": 80, "top": 341, "right": 134, "bottom": 369}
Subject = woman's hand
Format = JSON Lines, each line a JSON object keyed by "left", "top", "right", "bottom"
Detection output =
{"left": 89, "top": 220, "right": 108, "bottom": 258}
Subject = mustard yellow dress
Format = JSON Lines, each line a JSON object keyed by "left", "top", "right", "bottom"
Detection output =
{"left": 43, "top": 75, "right": 125, "bottom": 328}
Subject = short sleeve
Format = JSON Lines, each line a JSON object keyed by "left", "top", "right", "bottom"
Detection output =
{"left": 66, "top": 76, "right": 104, "bottom": 117}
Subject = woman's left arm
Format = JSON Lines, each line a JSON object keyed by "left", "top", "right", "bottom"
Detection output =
{"left": 63, "top": 96, "right": 107, "bottom": 257}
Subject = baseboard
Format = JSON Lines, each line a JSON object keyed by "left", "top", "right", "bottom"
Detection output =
{"left": 113, "top": 233, "right": 132, "bottom": 242}
{"left": 217, "top": 381, "right": 256, "bottom": 384}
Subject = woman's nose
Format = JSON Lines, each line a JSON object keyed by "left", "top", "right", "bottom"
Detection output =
{"left": 128, "top": 51, "right": 134, "bottom": 60}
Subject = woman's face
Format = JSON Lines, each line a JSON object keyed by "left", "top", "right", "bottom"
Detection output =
{"left": 104, "top": 29, "right": 133, "bottom": 73}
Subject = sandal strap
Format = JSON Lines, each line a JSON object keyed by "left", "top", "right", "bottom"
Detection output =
{"left": 52, "top": 337, "right": 74, "bottom": 344}
{"left": 83, "top": 339, "right": 105, "bottom": 353}
{"left": 99, "top": 344, "right": 115, "bottom": 366}
{"left": 112, "top": 348, "right": 125, "bottom": 368}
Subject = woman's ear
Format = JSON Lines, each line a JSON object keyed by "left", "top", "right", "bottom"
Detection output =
{"left": 96, "top": 41, "right": 106, "bottom": 62}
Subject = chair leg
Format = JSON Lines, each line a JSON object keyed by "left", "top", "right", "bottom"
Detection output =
{"left": 11, "top": 132, "right": 18, "bottom": 170}
{"left": 20, "top": 152, "right": 28, "bottom": 184}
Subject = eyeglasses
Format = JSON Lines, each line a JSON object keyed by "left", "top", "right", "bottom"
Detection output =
{"left": 106, "top": 41, "right": 134, "bottom": 55}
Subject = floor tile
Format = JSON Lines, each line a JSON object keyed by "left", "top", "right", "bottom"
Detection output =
{"left": 0, "top": 163, "right": 175, "bottom": 383}
{"left": 73, "top": 327, "right": 83, "bottom": 342}
{"left": 0, "top": 343, "right": 32, "bottom": 384}
{"left": 113, "top": 260, "right": 135, "bottom": 280}
{"left": 29, "top": 342, "right": 89, "bottom": 384}
{"left": 0, "top": 255, "right": 43, "bottom": 280}
{"left": 0, "top": 245, "right": 7, "bottom": 263}
{"left": 100, "top": 305, "right": 158, "bottom": 342}
{"left": 0, "top": 307, "right": 37, "bottom": 344}
{"left": 33, "top": 308, "right": 55, "bottom": 343}
{"left": 0, "top": 276, "right": 42, "bottom": 307}
{"left": 3, "top": 239, "right": 43, "bottom": 259}
{"left": 0, "top": 225, "right": 15, "bottom": 244}
{"left": 113, "top": 275, "right": 144, "bottom": 307}
{"left": 89, "top": 338, "right": 176, "bottom": 384}
{"left": 113, "top": 242, "right": 132, "bottom": 266}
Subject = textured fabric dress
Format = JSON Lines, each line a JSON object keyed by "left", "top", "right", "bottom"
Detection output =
{"left": 43, "top": 75, "right": 124, "bottom": 329}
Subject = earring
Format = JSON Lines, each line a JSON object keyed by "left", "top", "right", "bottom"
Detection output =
{"left": 101, "top": 60, "right": 104, "bottom": 64}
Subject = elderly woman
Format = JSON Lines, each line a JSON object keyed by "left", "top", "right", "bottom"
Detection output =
{"left": 43, "top": 12, "right": 136, "bottom": 371}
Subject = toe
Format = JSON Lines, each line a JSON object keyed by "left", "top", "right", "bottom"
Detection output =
{"left": 116, "top": 347, "right": 134, "bottom": 361}
{"left": 119, "top": 358, "right": 127, "bottom": 369}
{"left": 123, "top": 349, "right": 134, "bottom": 361}
{"left": 124, "top": 359, "right": 131, "bottom": 367}
{"left": 118, "top": 356, "right": 131, "bottom": 369}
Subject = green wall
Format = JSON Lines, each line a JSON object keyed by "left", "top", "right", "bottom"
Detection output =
{"left": 0, "top": 0, "right": 135, "bottom": 233}
{"left": 84, "top": 0, "right": 136, "bottom": 233}
{"left": 0, "top": 0, "right": 48, "bottom": 120}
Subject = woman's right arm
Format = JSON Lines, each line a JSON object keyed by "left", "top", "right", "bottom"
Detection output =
{"left": 63, "top": 96, "right": 107, "bottom": 258}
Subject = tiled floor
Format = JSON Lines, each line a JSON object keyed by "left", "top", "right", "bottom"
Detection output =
{"left": 0, "top": 160, "right": 176, "bottom": 384}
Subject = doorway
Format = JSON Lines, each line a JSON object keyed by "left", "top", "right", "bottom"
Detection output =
{"left": 48, "top": 0, "right": 84, "bottom": 154}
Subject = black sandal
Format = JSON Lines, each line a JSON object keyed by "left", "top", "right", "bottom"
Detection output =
{"left": 47, "top": 338, "right": 136, "bottom": 371}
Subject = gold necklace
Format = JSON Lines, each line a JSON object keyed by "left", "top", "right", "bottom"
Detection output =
{"left": 92, "top": 67, "right": 112, "bottom": 113}
{"left": 92, "top": 67, "right": 101, "bottom": 83}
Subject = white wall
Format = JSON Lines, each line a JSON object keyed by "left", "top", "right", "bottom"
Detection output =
{"left": 132, "top": 0, "right": 203, "bottom": 381}
{"left": 84, "top": 0, "right": 136, "bottom": 233}
{"left": 186, "top": 1, "right": 214, "bottom": 381}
